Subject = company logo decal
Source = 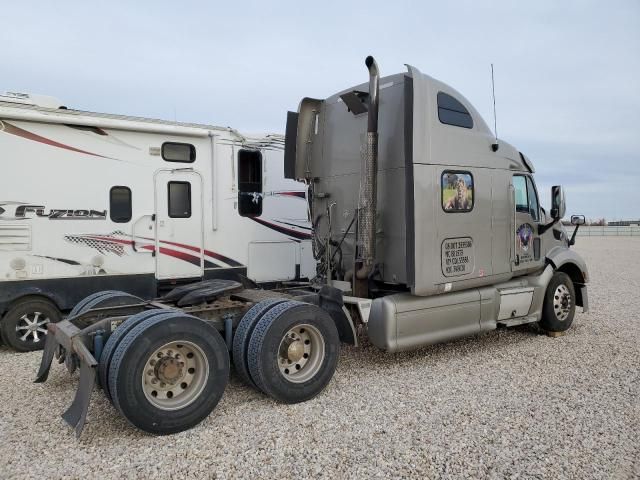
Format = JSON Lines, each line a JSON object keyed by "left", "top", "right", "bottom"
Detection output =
{"left": 0, "top": 202, "right": 106, "bottom": 220}
{"left": 517, "top": 223, "right": 534, "bottom": 251}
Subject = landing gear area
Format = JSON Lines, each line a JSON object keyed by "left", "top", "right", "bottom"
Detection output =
{"left": 35, "top": 280, "right": 343, "bottom": 437}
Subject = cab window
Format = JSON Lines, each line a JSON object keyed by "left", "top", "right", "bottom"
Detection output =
{"left": 526, "top": 177, "right": 540, "bottom": 221}
{"left": 513, "top": 175, "right": 540, "bottom": 221}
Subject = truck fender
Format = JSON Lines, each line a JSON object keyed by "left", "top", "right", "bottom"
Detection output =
{"left": 546, "top": 246, "right": 589, "bottom": 309}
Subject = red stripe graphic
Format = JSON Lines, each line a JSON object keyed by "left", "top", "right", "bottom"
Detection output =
{"left": 86, "top": 236, "right": 209, "bottom": 267}
{"left": 1, "top": 121, "right": 110, "bottom": 158}
{"left": 247, "top": 216, "right": 312, "bottom": 241}
{"left": 137, "top": 236, "right": 243, "bottom": 267}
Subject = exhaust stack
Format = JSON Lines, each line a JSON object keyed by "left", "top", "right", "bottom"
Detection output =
{"left": 356, "top": 56, "right": 380, "bottom": 283}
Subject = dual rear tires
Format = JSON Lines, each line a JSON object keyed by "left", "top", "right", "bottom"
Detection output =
{"left": 101, "top": 310, "right": 229, "bottom": 435}
{"left": 101, "top": 299, "right": 339, "bottom": 435}
{"left": 234, "top": 300, "right": 340, "bottom": 404}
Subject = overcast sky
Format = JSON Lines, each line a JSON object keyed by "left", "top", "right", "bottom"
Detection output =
{"left": 3, "top": 0, "right": 639, "bottom": 220}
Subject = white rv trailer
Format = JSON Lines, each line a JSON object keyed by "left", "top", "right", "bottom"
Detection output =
{"left": 0, "top": 92, "right": 314, "bottom": 351}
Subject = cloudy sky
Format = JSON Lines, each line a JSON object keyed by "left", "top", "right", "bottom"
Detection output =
{"left": 3, "top": 0, "right": 638, "bottom": 220}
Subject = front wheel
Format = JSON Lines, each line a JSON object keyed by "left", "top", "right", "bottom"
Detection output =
{"left": 108, "top": 313, "right": 230, "bottom": 435}
{"left": 539, "top": 272, "right": 576, "bottom": 333}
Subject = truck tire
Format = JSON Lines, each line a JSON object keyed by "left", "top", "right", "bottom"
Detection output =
{"left": 108, "top": 313, "right": 229, "bottom": 435}
{"left": 98, "top": 309, "right": 169, "bottom": 402}
{"left": 232, "top": 298, "right": 289, "bottom": 389}
{"left": 0, "top": 297, "right": 62, "bottom": 352}
{"left": 247, "top": 301, "right": 340, "bottom": 403}
{"left": 68, "top": 290, "right": 121, "bottom": 318}
{"left": 539, "top": 271, "right": 576, "bottom": 333}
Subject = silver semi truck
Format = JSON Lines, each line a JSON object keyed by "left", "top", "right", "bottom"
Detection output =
{"left": 35, "top": 57, "right": 588, "bottom": 437}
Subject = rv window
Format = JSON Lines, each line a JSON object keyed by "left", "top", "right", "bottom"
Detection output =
{"left": 168, "top": 181, "right": 191, "bottom": 218}
{"left": 442, "top": 171, "right": 474, "bottom": 212}
{"left": 110, "top": 186, "right": 132, "bottom": 223}
{"left": 437, "top": 92, "right": 473, "bottom": 129}
{"left": 162, "top": 142, "right": 196, "bottom": 163}
{"left": 238, "top": 149, "right": 263, "bottom": 217}
{"left": 526, "top": 176, "right": 540, "bottom": 221}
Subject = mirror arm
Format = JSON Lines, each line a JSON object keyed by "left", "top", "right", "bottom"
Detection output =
{"left": 537, "top": 217, "right": 559, "bottom": 235}
{"left": 569, "top": 224, "right": 580, "bottom": 246}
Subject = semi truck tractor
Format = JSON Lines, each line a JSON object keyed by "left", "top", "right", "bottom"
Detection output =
{"left": 35, "top": 57, "right": 588, "bottom": 437}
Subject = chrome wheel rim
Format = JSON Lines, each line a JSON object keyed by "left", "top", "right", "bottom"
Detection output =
{"left": 15, "top": 312, "right": 50, "bottom": 343}
{"left": 141, "top": 341, "right": 209, "bottom": 411}
{"left": 553, "top": 284, "right": 572, "bottom": 321}
{"left": 277, "top": 324, "right": 325, "bottom": 384}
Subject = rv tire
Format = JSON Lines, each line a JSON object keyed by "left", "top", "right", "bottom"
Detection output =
{"left": 247, "top": 302, "right": 339, "bottom": 403}
{"left": 0, "top": 297, "right": 62, "bottom": 352}
{"left": 98, "top": 309, "right": 169, "bottom": 402}
{"left": 539, "top": 272, "right": 576, "bottom": 333}
{"left": 232, "top": 297, "right": 290, "bottom": 389}
{"left": 108, "top": 313, "right": 229, "bottom": 435}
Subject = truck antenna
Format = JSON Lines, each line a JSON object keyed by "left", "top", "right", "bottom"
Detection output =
{"left": 491, "top": 64, "right": 499, "bottom": 152}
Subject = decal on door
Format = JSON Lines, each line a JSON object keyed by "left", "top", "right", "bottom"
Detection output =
{"left": 516, "top": 223, "right": 535, "bottom": 265}
{"left": 441, "top": 237, "right": 475, "bottom": 277}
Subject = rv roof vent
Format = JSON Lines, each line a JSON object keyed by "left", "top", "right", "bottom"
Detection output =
{"left": 1, "top": 91, "right": 65, "bottom": 109}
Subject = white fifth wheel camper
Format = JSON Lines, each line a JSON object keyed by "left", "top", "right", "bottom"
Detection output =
{"left": 0, "top": 92, "right": 314, "bottom": 351}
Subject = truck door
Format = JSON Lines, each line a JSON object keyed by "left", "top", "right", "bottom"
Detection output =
{"left": 511, "top": 174, "right": 544, "bottom": 273}
{"left": 154, "top": 169, "right": 204, "bottom": 280}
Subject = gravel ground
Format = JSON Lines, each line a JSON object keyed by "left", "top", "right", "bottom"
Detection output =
{"left": 0, "top": 237, "right": 638, "bottom": 479}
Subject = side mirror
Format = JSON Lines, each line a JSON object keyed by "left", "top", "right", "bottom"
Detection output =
{"left": 550, "top": 185, "right": 566, "bottom": 220}
{"left": 571, "top": 215, "right": 585, "bottom": 226}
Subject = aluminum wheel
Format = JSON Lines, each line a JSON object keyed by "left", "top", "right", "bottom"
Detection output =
{"left": 141, "top": 341, "right": 209, "bottom": 411}
{"left": 553, "top": 284, "right": 572, "bottom": 321}
{"left": 15, "top": 312, "right": 50, "bottom": 344}
{"left": 277, "top": 323, "right": 325, "bottom": 383}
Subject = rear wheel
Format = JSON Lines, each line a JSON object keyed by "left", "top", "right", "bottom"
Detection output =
{"left": 247, "top": 302, "right": 339, "bottom": 403}
{"left": 68, "top": 290, "right": 121, "bottom": 318}
{"left": 539, "top": 272, "right": 576, "bottom": 333}
{"left": 98, "top": 309, "right": 169, "bottom": 402}
{"left": 108, "top": 313, "right": 229, "bottom": 435}
{"left": 0, "top": 297, "right": 61, "bottom": 352}
{"left": 232, "top": 298, "right": 289, "bottom": 389}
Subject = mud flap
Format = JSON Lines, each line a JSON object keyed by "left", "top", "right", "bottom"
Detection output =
{"left": 34, "top": 327, "right": 58, "bottom": 383}
{"left": 62, "top": 359, "right": 96, "bottom": 438}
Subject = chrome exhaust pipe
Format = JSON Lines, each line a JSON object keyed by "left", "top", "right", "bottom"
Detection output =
{"left": 356, "top": 56, "right": 380, "bottom": 280}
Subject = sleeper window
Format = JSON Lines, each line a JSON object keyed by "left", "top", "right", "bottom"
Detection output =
{"left": 110, "top": 186, "right": 132, "bottom": 223}
{"left": 162, "top": 142, "right": 196, "bottom": 163}
{"left": 442, "top": 171, "right": 474, "bottom": 212}
{"left": 437, "top": 92, "right": 474, "bottom": 129}
{"left": 168, "top": 181, "right": 191, "bottom": 218}
{"left": 238, "top": 149, "right": 263, "bottom": 217}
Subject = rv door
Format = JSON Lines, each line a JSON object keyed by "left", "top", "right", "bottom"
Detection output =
{"left": 154, "top": 169, "right": 205, "bottom": 280}
{"left": 511, "top": 175, "right": 544, "bottom": 273}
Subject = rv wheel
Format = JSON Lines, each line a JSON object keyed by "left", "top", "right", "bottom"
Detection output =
{"left": 539, "top": 272, "right": 576, "bottom": 333}
{"left": 247, "top": 302, "right": 339, "bottom": 403}
{"left": 98, "top": 309, "right": 170, "bottom": 402}
{"left": 232, "top": 297, "right": 290, "bottom": 389}
{"left": 0, "top": 297, "right": 62, "bottom": 352}
{"left": 108, "top": 313, "right": 229, "bottom": 435}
